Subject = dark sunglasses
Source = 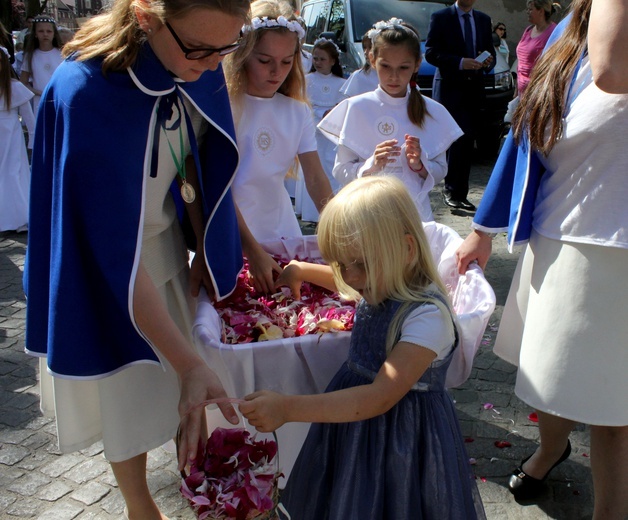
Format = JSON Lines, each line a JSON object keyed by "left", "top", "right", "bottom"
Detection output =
{"left": 165, "top": 21, "right": 241, "bottom": 60}
{"left": 496, "top": 26, "right": 506, "bottom": 31}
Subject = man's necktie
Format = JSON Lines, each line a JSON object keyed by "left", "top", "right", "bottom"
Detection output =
{"left": 463, "top": 13, "right": 475, "bottom": 58}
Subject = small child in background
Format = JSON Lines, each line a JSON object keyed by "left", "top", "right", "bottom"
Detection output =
{"left": 319, "top": 18, "right": 462, "bottom": 222}
{"left": 339, "top": 30, "right": 379, "bottom": 98}
{"left": 297, "top": 37, "right": 345, "bottom": 222}
{"left": 20, "top": 16, "right": 63, "bottom": 118}
{"left": 240, "top": 176, "right": 486, "bottom": 520}
{"left": 0, "top": 46, "right": 35, "bottom": 232}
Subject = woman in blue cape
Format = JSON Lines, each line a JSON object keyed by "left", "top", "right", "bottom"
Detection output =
{"left": 23, "top": 0, "right": 250, "bottom": 517}
{"left": 456, "top": 0, "right": 628, "bottom": 515}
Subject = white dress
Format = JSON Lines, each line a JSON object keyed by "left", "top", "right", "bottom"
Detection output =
{"left": 319, "top": 86, "right": 463, "bottom": 222}
{"left": 297, "top": 72, "right": 346, "bottom": 222}
{"left": 0, "top": 80, "right": 35, "bottom": 232}
{"left": 232, "top": 93, "right": 317, "bottom": 242}
{"left": 494, "top": 57, "right": 628, "bottom": 426}
{"left": 21, "top": 47, "right": 63, "bottom": 118}
{"left": 40, "top": 100, "right": 204, "bottom": 462}
{"left": 339, "top": 68, "right": 379, "bottom": 98}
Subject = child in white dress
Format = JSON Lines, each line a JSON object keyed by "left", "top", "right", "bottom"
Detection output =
{"left": 0, "top": 46, "right": 35, "bottom": 232}
{"left": 339, "top": 31, "right": 379, "bottom": 98}
{"left": 20, "top": 16, "right": 63, "bottom": 119}
{"left": 224, "top": 0, "right": 333, "bottom": 292}
{"left": 319, "top": 19, "right": 463, "bottom": 222}
{"left": 297, "top": 37, "right": 345, "bottom": 222}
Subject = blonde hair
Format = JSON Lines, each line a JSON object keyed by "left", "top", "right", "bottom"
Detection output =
{"left": 224, "top": 0, "right": 307, "bottom": 111}
{"left": 317, "top": 176, "right": 454, "bottom": 353}
{"left": 63, "top": 0, "right": 250, "bottom": 74}
{"left": 513, "top": 0, "right": 589, "bottom": 154}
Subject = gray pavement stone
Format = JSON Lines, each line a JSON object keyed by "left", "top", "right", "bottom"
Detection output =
{"left": 69, "top": 482, "right": 111, "bottom": 506}
{"left": 0, "top": 159, "right": 596, "bottom": 519}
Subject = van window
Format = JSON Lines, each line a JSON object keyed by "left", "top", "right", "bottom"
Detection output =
{"left": 301, "top": 0, "right": 330, "bottom": 44}
{"left": 328, "top": 0, "right": 346, "bottom": 41}
{"left": 349, "top": 0, "right": 452, "bottom": 42}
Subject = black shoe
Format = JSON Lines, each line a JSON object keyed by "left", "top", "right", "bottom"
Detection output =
{"left": 508, "top": 440, "right": 572, "bottom": 500}
{"left": 458, "top": 199, "right": 477, "bottom": 211}
{"left": 442, "top": 191, "right": 462, "bottom": 208}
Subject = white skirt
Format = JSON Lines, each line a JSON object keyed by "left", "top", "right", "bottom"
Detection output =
{"left": 39, "top": 265, "right": 195, "bottom": 463}
{"left": 494, "top": 231, "right": 628, "bottom": 426}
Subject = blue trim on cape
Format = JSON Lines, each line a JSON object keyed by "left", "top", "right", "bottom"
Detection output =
{"left": 24, "top": 43, "right": 242, "bottom": 378}
{"left": 473, "top": 16, "right": 571, "bottom": 251}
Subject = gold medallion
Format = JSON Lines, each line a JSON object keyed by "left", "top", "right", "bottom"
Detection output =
{"left": 181, "top": 182, "right": 196, "bottom": 204}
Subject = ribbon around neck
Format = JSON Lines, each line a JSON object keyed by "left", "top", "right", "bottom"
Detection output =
{"left": 151, "top": 88, "right": 205, "bottom": 210}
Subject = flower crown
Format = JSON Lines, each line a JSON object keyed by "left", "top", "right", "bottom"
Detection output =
{"left": 243, "top": 16, "right": 306, "bottom": 40}
{"left": 370, "top": 17, "right": 405, "bottom": 40}
{"left": 313, "top": 37, "right": 341, "bottom": 55}
{"left": 33, "top": 16, "right": 57, "bottom": 25}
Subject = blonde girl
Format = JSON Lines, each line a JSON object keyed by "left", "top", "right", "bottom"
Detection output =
{"left": 297, "top": 37, "right": 345, "bottom": 222}
{"left": 24, "top": 0, "right": 250, "bottom": 518}
{"left": 240, "top": 176, "right": 486, "bottom": 520}
{"left": 0, "top": 46, "right": 35, "bottom": 232}
{"left": 223, "top": 0, "right": 333, "bottom": 292}
{"left": 319, "top": 19, "right": 462, "bottom": 222}
{"left": 19, "top": 16, "right": 63, "bottom": 117}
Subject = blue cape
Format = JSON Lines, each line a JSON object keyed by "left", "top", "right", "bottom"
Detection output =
{"left": 473, "top": 16, "right": 570, "bottom": 251}
{"left": 24, "top": 44, "right": 243, "bottom": 379}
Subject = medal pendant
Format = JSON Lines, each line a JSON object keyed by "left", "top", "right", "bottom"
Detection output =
{"left": 181, "top": 182, "right": 196, "bottom": 204}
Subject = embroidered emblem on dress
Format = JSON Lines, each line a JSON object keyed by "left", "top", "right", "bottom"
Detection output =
{"left": 254, "top": 127, "right": 275, "bottom": 155}
{"left": 375, "top": 116, "right": 398, "bottom": 137}
{"left": 322, "top": 85, "right": 331, "bottom": 93}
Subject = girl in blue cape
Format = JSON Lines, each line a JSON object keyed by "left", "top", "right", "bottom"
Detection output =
{"left": 24, "top": 0, "right": 250, "bottom": 517}
{"left": 456, "top": 0, "right": 628, "bottom": 514}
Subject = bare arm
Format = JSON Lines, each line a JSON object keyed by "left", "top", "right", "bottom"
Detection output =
{"left": 589, "top": 0, "right": 628, "bottom": 93}
{"left": 274, "top": 260, "right": 337, "bottom": 300}
{"left": 455, "top": 229, "right": 493, "bottom": 274}
{"left": 235, "top": 204, "right": 282, "bottom": 293}
{"left": 299, "top": 151, "right": 333, "bottom": 212}
{"left": 133, "top": 262, "right": 237, "bottom": 469}
{"left": 20, "top": 70, "right": 38, "bottom": 95}
{"left": 239, "top": 341, "right": 437, "bottom": 432}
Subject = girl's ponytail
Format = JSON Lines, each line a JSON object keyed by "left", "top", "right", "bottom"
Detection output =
{"left": 407, "top": 71, "right": 427, "bottom": 128}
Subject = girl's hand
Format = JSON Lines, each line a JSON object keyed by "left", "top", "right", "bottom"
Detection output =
{"left": 177, "top": 363, "right": 238, "bottom": 470}
{"left": 404, "top": 134, "right": 425, "bottom": 177}
{"left": 239, "top": 391, "right": 287, "bottom": 433}
{"left": 189, "top": 249, "right": 215, "bottom": 299}
{"left": 275, "top": 260, "right": 305, "bottom": 300}
{"left": 455, "top": 229, "right": 493, "bottom": 274}
{"left": 365, "top": 139, "right": 401, "bottom": 174}
{"left": 247, "top": 247, "right": 283, "bottom": 294}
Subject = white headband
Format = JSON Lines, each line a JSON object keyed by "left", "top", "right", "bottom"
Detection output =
{"left": 0, "top": 46, "right": 9, "bottom": 58}
{"left": 313, "top": 37, "right": 341, "bottom": 55}
{"left": 243, "top": 16, "right": 306, "bottom": 40}
{"left": 370, "top": 17, "right": 405, "bottom": 39}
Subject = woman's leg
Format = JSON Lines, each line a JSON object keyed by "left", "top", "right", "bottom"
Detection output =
{"left": 590, "top": 425, "right": 628, "bottom": 519}
{"left": 521, "top": 410, "right": 575, "bottom": 479}
{"left": 110, "top": 453, "right": 169, "bottom": 520}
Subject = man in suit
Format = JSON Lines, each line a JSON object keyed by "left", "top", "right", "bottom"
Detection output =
{"left": 425, "top": 0, "right": 495, "bottom": 211}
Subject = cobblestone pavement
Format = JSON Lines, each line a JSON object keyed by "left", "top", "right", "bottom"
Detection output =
{"left": 0, "top": 158, "right": 594, "bottom": 519}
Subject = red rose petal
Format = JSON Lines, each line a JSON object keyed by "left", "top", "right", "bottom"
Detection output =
{"left": 464, "top": 437, "right": 475, "bottom": 443}
{"left": 494, "top": 440, "right": 512, "bottom": 449}
{"left": 528, "top": 412, "right": 539, "bottom": 422}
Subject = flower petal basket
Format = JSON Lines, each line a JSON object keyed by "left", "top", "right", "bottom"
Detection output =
{"left": 178, "top": 401, "right": 282, "bottom": 520}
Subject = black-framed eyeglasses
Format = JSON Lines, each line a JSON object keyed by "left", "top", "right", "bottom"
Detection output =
{"left": 165, "top": 21, "right": 241, "bottom": 60}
